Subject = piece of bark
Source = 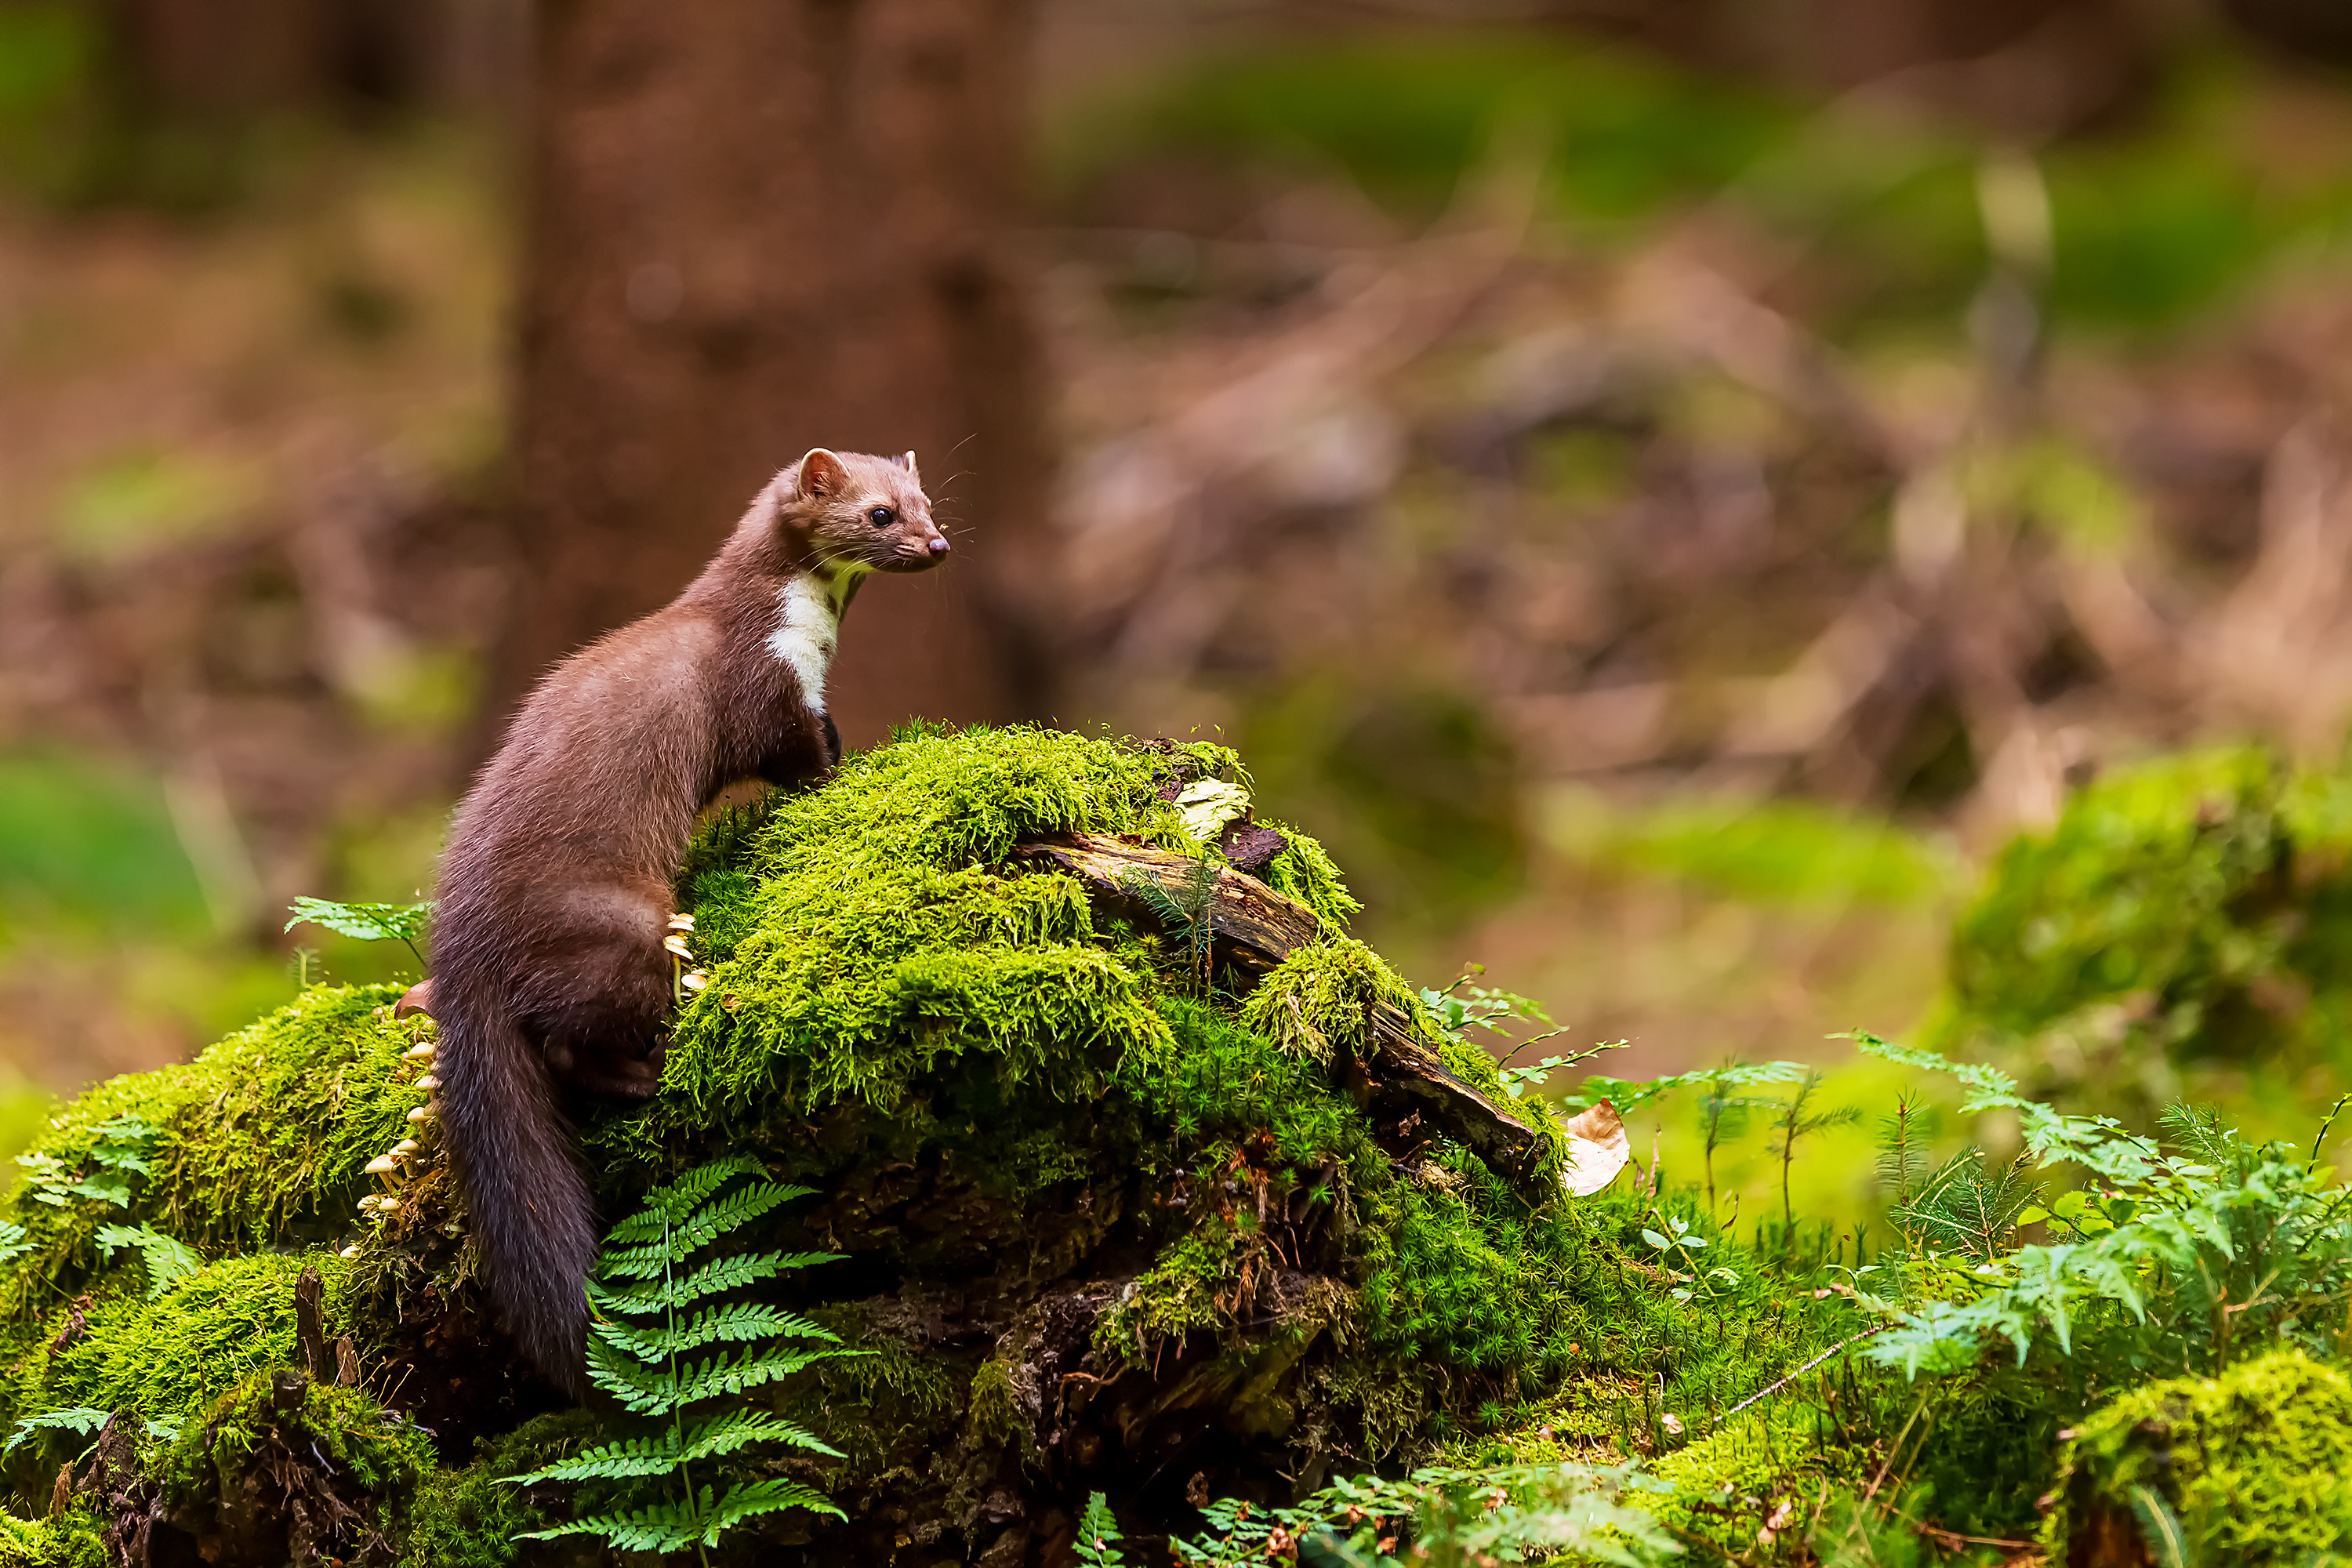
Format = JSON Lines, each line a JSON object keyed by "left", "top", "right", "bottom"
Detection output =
{"left": 1219, "top": 822, "right": 1288, "bottom": 875}
{"left": 1017, "top": 833, "right": 1321, "bottom": 962}
{"left": 1013, "top": 833, "right": 1555, "bottom": 1205}
{"left": 294, "top": 1265, "right": 335, "bottom": 1384}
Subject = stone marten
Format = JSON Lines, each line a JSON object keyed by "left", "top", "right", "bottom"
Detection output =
{"left": 428, "top": 448, "right": 947, "bottom": 1394}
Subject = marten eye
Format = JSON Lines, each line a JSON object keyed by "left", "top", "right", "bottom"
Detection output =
{"left": 867, "top": 506, "right": 895, "bottom": 527}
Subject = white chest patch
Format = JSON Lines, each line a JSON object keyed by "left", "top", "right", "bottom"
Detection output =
{"left": 765, "top": 573, "right": 841, "bottom": 715}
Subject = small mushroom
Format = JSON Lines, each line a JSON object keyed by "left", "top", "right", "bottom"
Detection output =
{"left": 364, "top": 1154, "right": 399, "bottom": 1176}
{"left": 667, "top": 913, "right": 695, "bottom": 932}
{"left": 338, "top": 1244, "right": 361, "bottom": 1260}
{"left": 662, "top": 934, "right": 693, "bottom": 960}
{"left": 406, "top": 1105, "right": 434, "bottom": 1123}
{"left": 403, "top": 1043, "right": 436, "bottom": 1062}
{"left": 392, "top": 1138, "right": 421, "bottom": 1156}
{"left": 414, "top": 1073, "right": 440, "bottom": 1091}
{"left": 681, "top": 971, "right": 708, "bottom": 993}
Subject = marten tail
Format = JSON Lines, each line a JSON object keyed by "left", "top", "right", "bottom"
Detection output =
{"left": 435, "top": 994, "right": 596, "bottom": 1398}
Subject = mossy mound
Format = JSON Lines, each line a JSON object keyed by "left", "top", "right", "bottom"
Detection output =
{"left": 2043, "top": 1348, "right": 2352, "bottom": 1562}
{"left": 1936, "top": 746, "right": 2352, "bottom": 1120}
{"left": 0, "top": 725, "right": 1846, "bottom": 1563}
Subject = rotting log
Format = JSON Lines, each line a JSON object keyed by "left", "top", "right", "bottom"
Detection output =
{"left": 1012, "top": 832, "right": 1556, "bottom": 1206}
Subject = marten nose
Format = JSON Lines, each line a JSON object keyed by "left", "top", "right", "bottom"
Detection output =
{"left": 927, "top": 536, "right": 950, "bottom": 558}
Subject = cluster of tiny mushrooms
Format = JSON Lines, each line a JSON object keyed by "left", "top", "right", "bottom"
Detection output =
{"left": 344, "top": 913, "right": 705, "bottom": 1254}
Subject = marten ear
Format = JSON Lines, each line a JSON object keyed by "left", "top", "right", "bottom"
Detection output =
{"left": 895, "top": 451, "right": 920, "bottom": 484}
{"left": 795, "top": 448, "right": 849, "bottom": 499}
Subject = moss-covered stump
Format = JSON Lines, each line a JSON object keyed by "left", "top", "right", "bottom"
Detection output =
{"left": 0, "top": 726, "right": 1839, "bottom": 1565}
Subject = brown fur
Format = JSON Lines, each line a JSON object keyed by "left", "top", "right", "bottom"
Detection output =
{"left": 429, "top": 448, "right": 946, "bottom": 1393}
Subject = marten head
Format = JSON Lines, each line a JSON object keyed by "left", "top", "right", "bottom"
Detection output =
{"left": 760, "top": 448, "right": 948, "bottom": 578}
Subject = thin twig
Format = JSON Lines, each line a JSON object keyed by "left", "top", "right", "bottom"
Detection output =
{"left": 1721, "top": 1325, "right": 1889, "bottom": 1421}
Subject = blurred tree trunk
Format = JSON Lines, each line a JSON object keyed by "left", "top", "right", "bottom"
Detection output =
{"left": 490, "top": 0, "right": 1048, "bottom": 753}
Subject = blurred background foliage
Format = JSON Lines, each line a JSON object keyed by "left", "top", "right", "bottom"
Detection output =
{"left": 13, "top": 0, "right": 2352, "bottom": 1233}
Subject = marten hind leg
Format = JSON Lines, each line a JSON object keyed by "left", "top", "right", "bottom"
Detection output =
{"left": 517, "top": 895, "right": 675, "bottom": 1100}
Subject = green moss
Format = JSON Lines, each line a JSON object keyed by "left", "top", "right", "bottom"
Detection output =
{"left": 1930, "top": 745, "right": 2352, "bottom": 1117}
{"left": 13, "top": 1253, "right": 348, "bottom": 1428}
{"left": 1240, "top": 938, "right": 1402, "bottom": 1064}
{"left": 1102, "top": 1210, "right": 1256, "bottom": 1356}
{"left": 1643, "top": 1406, "right": 1875, "bottom": 1555}
{"left": 964, "top": 1358, "right": 1022, "bottom": 1450}
{"left": 1945, "top": 747, "right": 2286, "bottom": 1041}
{"left": 397, "top": 1410, "right": 604, "bottom": 1568}
{"left": 1236, "top": 938, "right": 1565, "bottom": 1176}
{"left": 785, "top": 1311, "right": 962, "bottom": 1480}
{"left": 1251, "top": 817, "right": 1363, "bottom": 933}
{"left": 158, "top": 1370, "right": 432, "bottom": 1503}
{"left": 638, "top": 727, "right": 1221, "bottom": 1147}
{"left": 0, "top": 984, "right": 420, "bottom": 1306}
{"left": 0, "top": 1509, "right": 103, "bottom": 1568}
{"left": 2042, "top": 1348, "right": 2352, "bottom": 1562}
{"left": 1120, "top": 998, "right": 1379, "bottom": 1170}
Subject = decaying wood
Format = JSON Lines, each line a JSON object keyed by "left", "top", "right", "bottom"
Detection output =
{"left": 294, "top": 1264, "right": 336, "bottom": 1385}
{"left": 1014, "top": 833, "right": 1556, "bottom": 1206}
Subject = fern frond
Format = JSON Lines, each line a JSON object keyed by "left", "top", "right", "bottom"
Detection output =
{"left": 502, "top": 1434, "right": 688, "bottom": 1484}
{"left": 501, "top": 1408, "right": 842, "bottom": 1485}
{"left": 541, "top": 1156, "right": 849, "bottom": 1552}
{"left": 1077, "top": 1490, "right": 1130, "bottom": 1567}
{"left": 589, "top": 1301, "right": 840, "bottom": 1361}
{"left": 683, "top": 1478, "right": 848, "bottom": 1540}
{"left": 586, "top": 1339, "right": 851, "bottom": 1416}
{"left": 519, "top": 1479, "right": 844, "bottom": 1551}
{"left": 668, "top": 1406, "right": 844, "bottom": 1462}
{"left": 600, "top": 1158, "right": 789, "bottom": 1245}
{"left": 94, "top": 1223, "right": 202, "bottom": 1300}
{"left": 588, "top": 1250, "right": 844, "bottom": 1315}
{"left": 597, "top": 1182, "right": 804, "bottom": 1276}
{"left": 2, "top": 1407, "right": 111, "bottom": 1457}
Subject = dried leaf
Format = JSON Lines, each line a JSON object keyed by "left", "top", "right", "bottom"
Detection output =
{"left": 1559, "top": 1098, "right": 1630, "bottom": 1196}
